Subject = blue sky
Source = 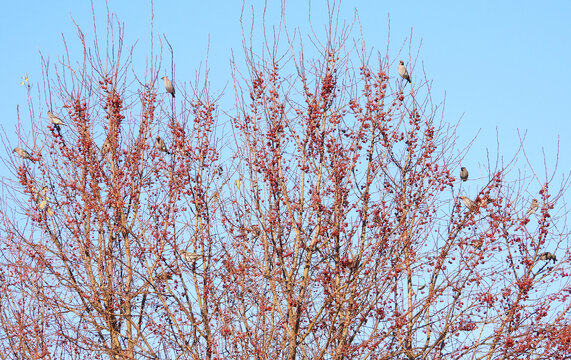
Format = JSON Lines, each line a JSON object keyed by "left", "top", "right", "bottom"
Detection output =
{"left": 1, "top": 1, "right": 570, "bottom": 200}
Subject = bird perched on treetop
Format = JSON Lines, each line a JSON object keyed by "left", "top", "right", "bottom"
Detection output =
{"left": 47, "top": 111, "right": 64, "bottom": 126}
{"left": 398, "top": 60, "right": 411, "bottom": 84}
{"left": 155, "top": 136, "right": 170, "bottom": 154}
{"left": 538, "top": 252, "right": 557, "bottom": 263}
{"left": 161, "top": 76, "right": 175, "bottom": 98}
{"left": 13, "top": 147, "right": 34, "bottom": 161}
{"left": 526, "top": 198, "right": 539, "bottom": 217}
{"left": 460, "top": 167, "right": 468, "bottom": 182}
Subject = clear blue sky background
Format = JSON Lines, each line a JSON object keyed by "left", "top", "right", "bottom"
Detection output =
{"left": 1, "top": 1, "right": 570, "bottom": 201}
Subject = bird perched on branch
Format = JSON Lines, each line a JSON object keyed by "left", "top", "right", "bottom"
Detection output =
{"left": 179, "top": 250, "right": 200, "bottom": 264}
{"left": 101, "top": 136, "right": 112, "bottom": 156}
{"left": 477, "top": 197, "right": 494, "bottom": 209}
{"left": 250, "top": 225, "right": 262, "bottom": 238}
{"left": 460, "top": 196, "right": 478, "bottom": 212}
{"left": 13, "top": 147, "right": 34, "bottom": 161}
{"left": 526, "top": 198, "right": 539, "bottom": 217}
{"left": 47, "top": 111, "right": 64, "bottom": 126}
{"left": 161, "top": 76, "right": 175, "bottom": 98}
{"left": 155, "top": 271, "right": 173, "bottom": 282}
{"left": 460, "top": 167, "right": 468, "bottom": 182}
{"left": 398, "top": 60, "right": 411, "bottom": 84}
{"left": 155, "top": 136, "right": 170, "bottom": 154}
{"left": 32, "top": 185, "right": 54, "bottom": 216}
{"left": 538, "top": 252, "right": 557, "bottom": 263}
{"left": 32, "top": 185, "right": 48, "bottom": 203}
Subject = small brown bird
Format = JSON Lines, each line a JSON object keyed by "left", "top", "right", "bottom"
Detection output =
{"left": 13, "top": 147, "right": 33, "bottom": 161}
{"left": 526, "top": 198, "right": 539, "bottom": 217}
{"left": 161, "top": 76, "right": 175, "bottom": 98}
{"left": 47, "top": 111, "right": 64, "bottom": 126}
{"left": 477, "top": 197, "right": 494, "bottom": 208}
{"left": 460, "top": 196, "right": 478, "bottom": 212}
{"left": 398, "top": 60, "right": 411, "bottom": 84}
{"left": 155, "top": 271, "right": 173, "bottom": 282}
{"left": 101, "top": 136, "right": 112, "bottom": 156}
{"left": 538, "top": 252, "right": 557, "bottom": 263}
{"left": 471, "top": 239, "right": 484, "bottom": 249}
{"left": 460, "top": 167, "right": 468, "bottom": 182}
{"left": 179, "top": 250, "right": 200, "bottom": 263}
{"left": 155, "top": 136, "right": 170, "bottom": 154}
{"left": 250, "top": 225, "right": 262, "bottom": 238}
{"left": 39, "top": 199, "right": 48, "bottom": 210}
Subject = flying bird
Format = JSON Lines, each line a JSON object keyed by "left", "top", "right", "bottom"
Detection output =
{"left": 526, "top": 198, "right": 539, "bottom": 217}
{"left": 13, "top": 147, "right": 33, "bottom": 161}
{"left": 48, "top": 111, "right": 64, "bottom": 126}
{"left": 538, "top": 252, "right": 557, "bottom": 263}
{"left": 161, "top": 76, "right": 175, "bottom": 98}
{"left": 155, "top": 136, "right": 170, "bottom": 154}
{"left": 398, "top": 60, "right": 411, "bottom": 84}
{"left": 460, "top": 167, "right": 468, "bottom": 182}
